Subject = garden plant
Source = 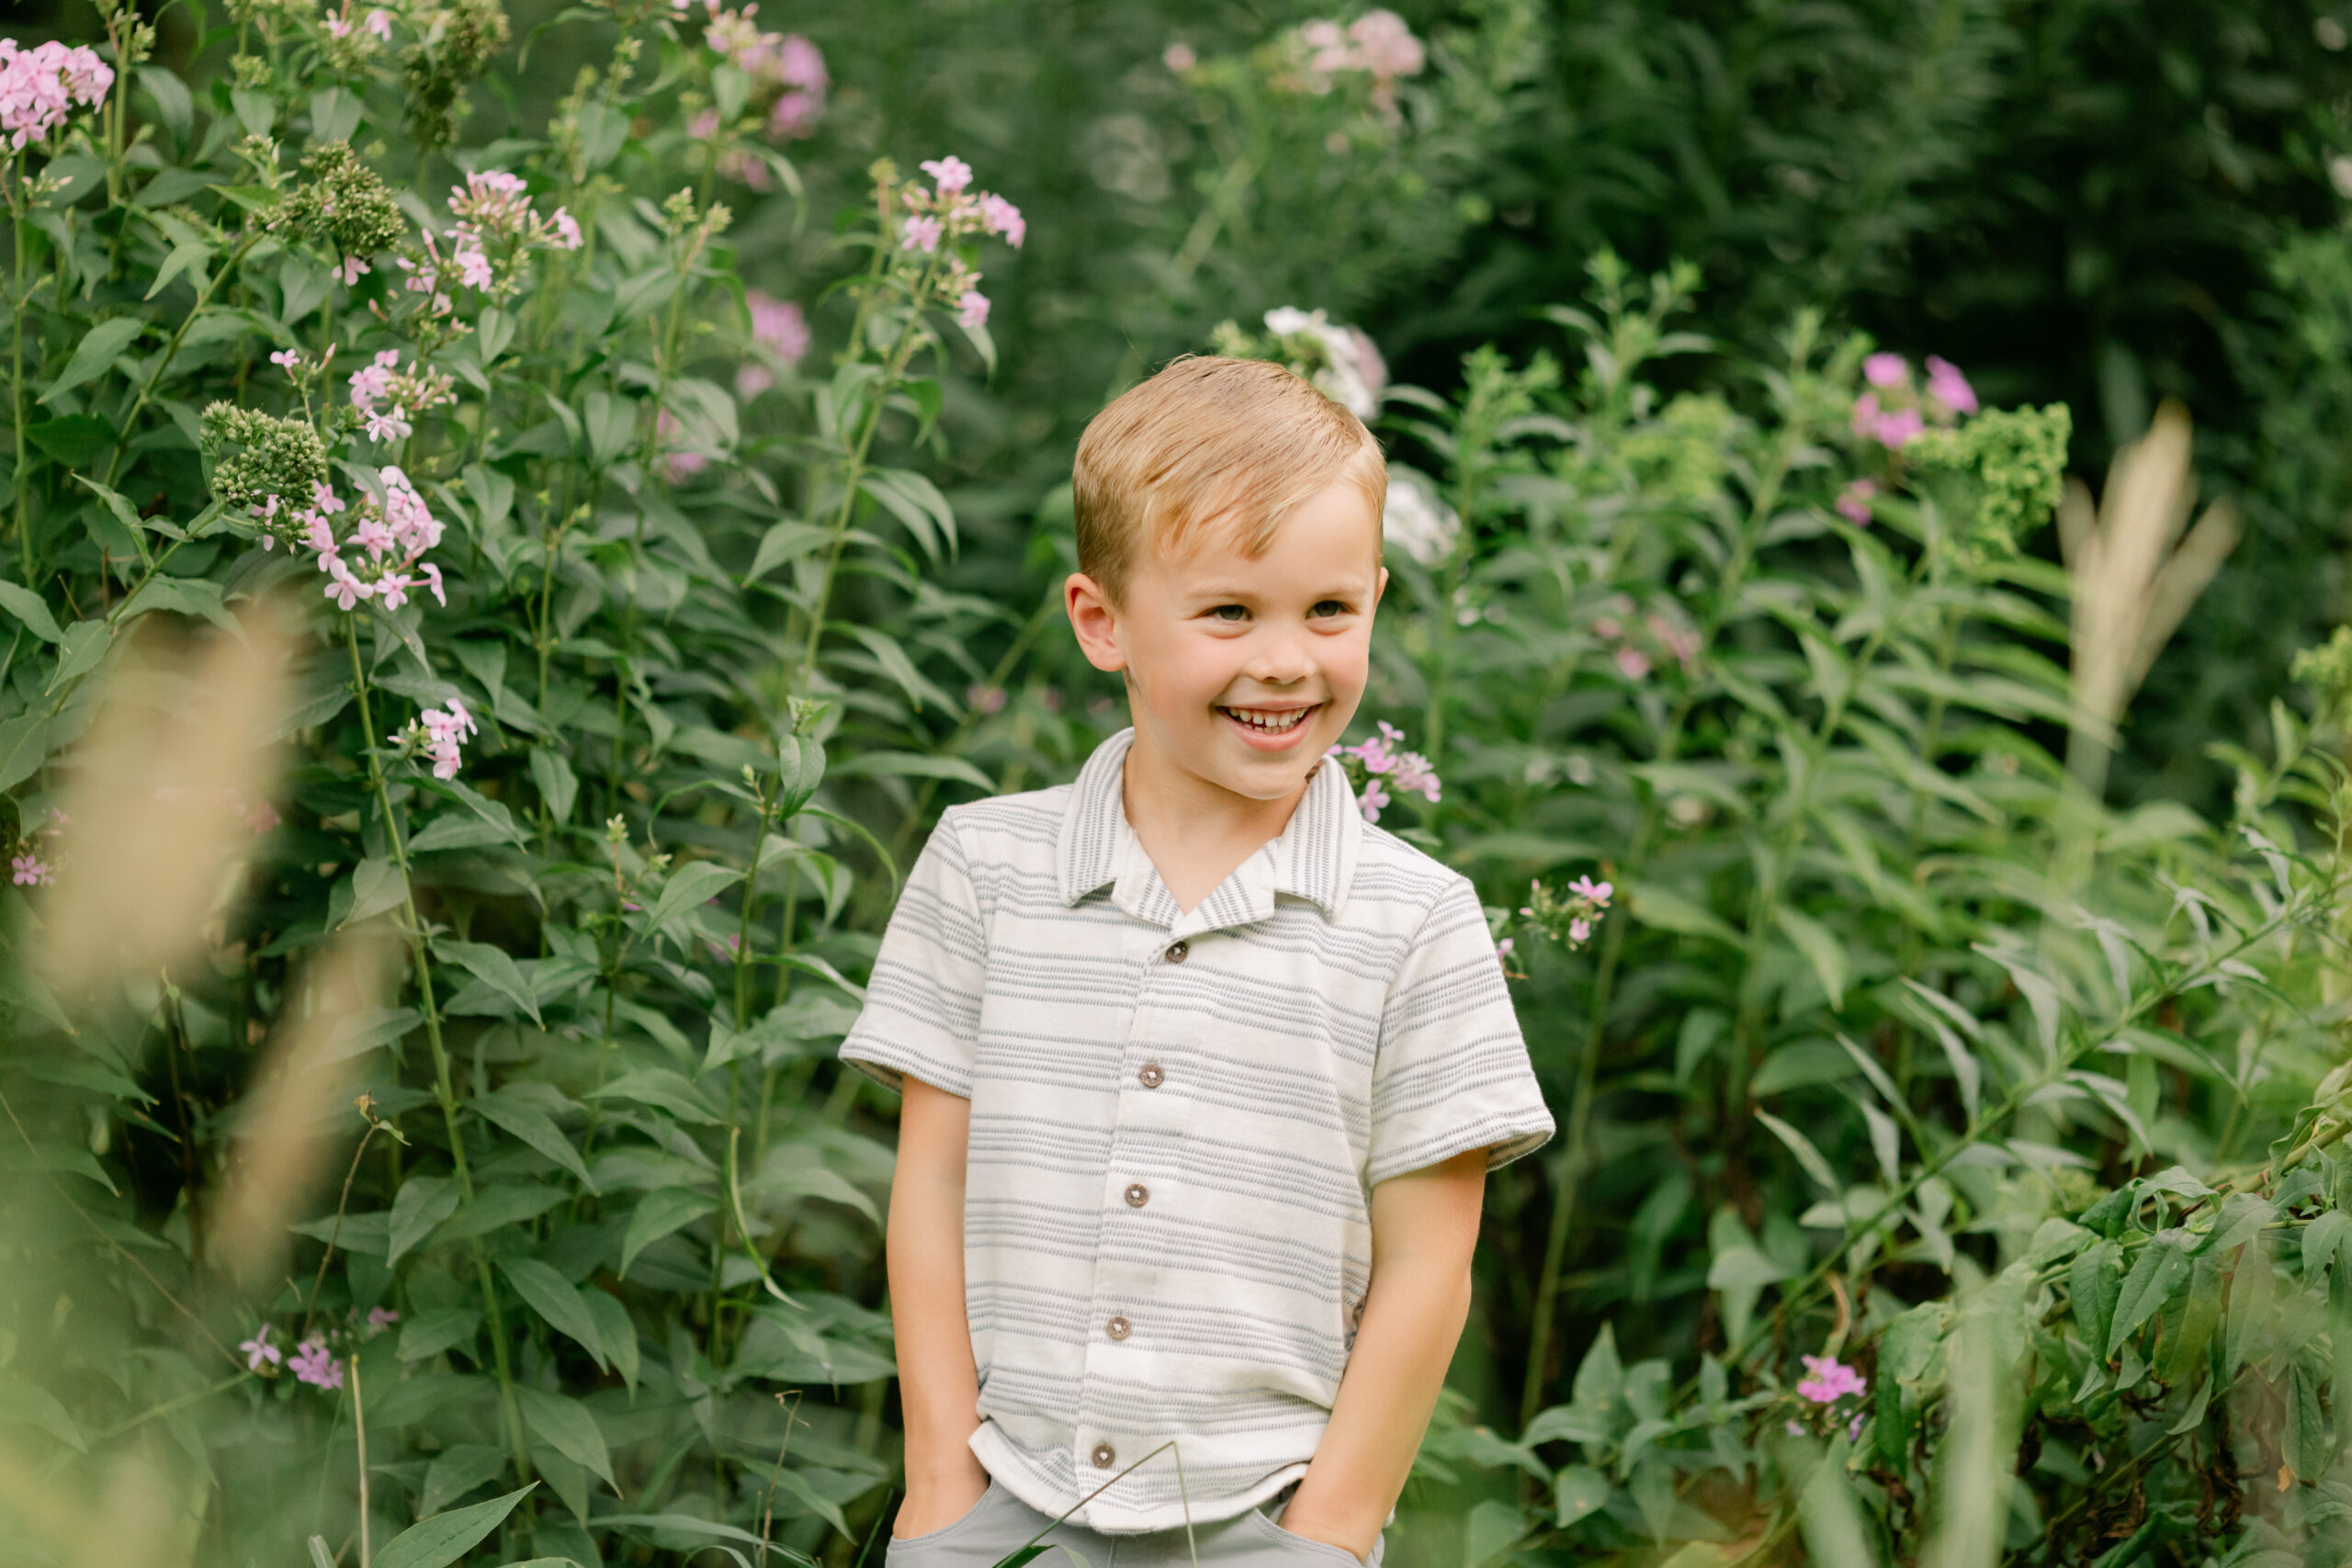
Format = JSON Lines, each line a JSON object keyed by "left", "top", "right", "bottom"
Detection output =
{"left": 6, "top": 4, "right": 2352, "bottom": 1568}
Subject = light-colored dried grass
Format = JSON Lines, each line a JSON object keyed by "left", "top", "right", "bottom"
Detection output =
{"left": 40, "top": 609, "right": 292, "bottom": 999}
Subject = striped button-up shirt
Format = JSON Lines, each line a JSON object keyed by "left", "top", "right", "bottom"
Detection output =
{"left": 842, "top": 729, "right": 1554, "bottom": 1533}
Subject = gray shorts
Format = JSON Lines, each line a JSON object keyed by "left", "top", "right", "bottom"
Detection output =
{"left": 884, "top": 1482, "right": 1386, "bottom": 1568}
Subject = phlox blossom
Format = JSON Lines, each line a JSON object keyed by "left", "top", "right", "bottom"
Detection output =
{"left": 0, "top": 39, "right": 114, "bottom": 150}
{"left": 1796, "top": 1355, "right": 1867, "bottom": 1404}
{"left": 288, "top": 1336, "right": 343, "bottom": 1390}
{"left": 957, "top": 289, "right": 990, "bottom": 330}
{"left": 921, "top": 155, "right": 974, "bottom": 195}
{"left": 1862, "top": 353, "right": 1908, "bottom": 389}
{"left": 900, "top": 215, "right": 944, "bottom": 253}
{"left": 10, "top": 852, "right": 50, "bottom": 886}
{"left": 240, "top": 1325, "right": 283, "bottom": 1371}
{"left": 1836, "top": 478, "right": 1877, "bottom": 525}
{"left": 978, "top": 192, "right": 1025, "bottom": 248}
{"left": 364, "top": 9, "right": 391, "bottom": 39}
{"left": 1925, "top": 355, "right": 1977, "bottom": 416}
{"left": 367, "top": 1306, "right": 400, "bottom": 1331}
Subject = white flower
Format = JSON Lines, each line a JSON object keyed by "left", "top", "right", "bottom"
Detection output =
{"left": 1381, "top": 465, "right": 1459, "bottom": 567}
{"left": 1262, "top": 306, "right": 1386, "bottom": 419}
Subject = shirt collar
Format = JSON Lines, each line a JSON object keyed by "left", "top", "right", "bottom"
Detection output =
{"left": 1056, "top": 728, "right": 1362, "bottom": 925}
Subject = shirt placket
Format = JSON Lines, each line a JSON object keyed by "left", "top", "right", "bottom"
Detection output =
{"left": 1071, "top": 917, "right": 1193, "bottom": 1524}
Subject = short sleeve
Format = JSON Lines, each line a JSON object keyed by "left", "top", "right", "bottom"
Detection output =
{"left": 1365, "top": 875, "right": 1555, "bottom": 1187}
{"left": 838, "top": 810, "right": 986, "bottom": 1097}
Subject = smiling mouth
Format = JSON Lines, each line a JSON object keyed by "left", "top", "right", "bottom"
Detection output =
{"left": 1218, "top": 704, "right": 1318, "bottom": 735}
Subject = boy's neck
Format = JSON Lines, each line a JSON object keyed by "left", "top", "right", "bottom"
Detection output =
{"left": 1120, "top": 724, "right": 1314, "bottom": 915}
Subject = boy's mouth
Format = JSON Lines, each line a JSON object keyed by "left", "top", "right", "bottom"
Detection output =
{"left": 1217, "top": 704, "right": 1319, "bottom": 745}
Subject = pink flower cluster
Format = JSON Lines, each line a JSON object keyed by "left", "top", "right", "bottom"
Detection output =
{"left": 1286, "top": 11, "right": 1426, "bottom": 116}
{"left": 1330, "top": 720, "right": 1441, "bottom": 823}
{"left": 1851, "top": 353, "right": 1975, "bottom": 451}
{"left": 397, "top": 171, "right": 580, "bottom": 316}
{"left": 735, "top": 290, "right": 811, "bottom": 399}
{"left": 254, "top": 468, "right": 447, "bottom": 615}
{"left": 10, "top": 805, "right": 65, "bottom": 888}
{"left": 242, "top": 1308, "right": 398, "bottom": 1390}
{"left": 1797, "top": 1354, "right": 1868, "bottom": 1404}
{"left": 344, "top": 347, "right": 457, "bottom": 445}
{"left": 0, "top": 39, "right": 112, "bottom": 152}
{"left": 322, "top": 5, "right": 391, "bottom": 42}
{"left": 1517, "top": 874, "right": 1612, "bottom": 953}
{"left": 1835, "top": 478, "right": 1878, "bottom": 526}
{"left": 687, "top": 0, "right": 829, "bottom": 155}
{"left": 390, "top": 700, "right": 478, "bottom": 781}
{"left": 894, "top": 155, "right": 1024, "bottom": 333}
{"left": 1592, "top": 594, "right": 1701, "bottom": 681}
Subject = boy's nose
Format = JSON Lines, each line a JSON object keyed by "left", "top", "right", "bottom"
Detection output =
{"left": 1244, "top": 637, "right": 1314, "bottom": 683}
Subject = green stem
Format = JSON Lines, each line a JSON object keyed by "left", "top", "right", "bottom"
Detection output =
{"left": 100, "top": 231, "right": 263, "bottom": 490}
{"left": 343, "top": 615, "right": 530, "bottom": 1479}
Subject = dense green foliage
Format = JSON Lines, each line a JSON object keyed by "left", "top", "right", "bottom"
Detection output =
{"left": 6, "top": 2, "right": 2352, "bottom": 1568}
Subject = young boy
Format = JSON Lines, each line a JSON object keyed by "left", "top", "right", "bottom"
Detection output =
{"left": 840, "top": 356, "right": 1554, "bottom": 1567}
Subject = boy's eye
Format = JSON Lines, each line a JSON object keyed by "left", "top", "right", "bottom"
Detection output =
{"left": 1208, "top": 604, "right": 1250, "bottom": 623}
{"left": 1309, "top": 599, "right": 1350, "bottom": 618}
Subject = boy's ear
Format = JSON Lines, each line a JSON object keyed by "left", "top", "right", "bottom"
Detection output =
{"left": 1375, "top": 565, "right": 1389, "bottom": 605}
{"left": 1065, "top": 571, "right": 1128, "bottom": 673}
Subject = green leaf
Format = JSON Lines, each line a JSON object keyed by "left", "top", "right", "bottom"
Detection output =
{"left": 582, "top": 1286, "right": 639, "bottom": 1393}
{"left": 472, "top": 1088, "right": 594, "bottom": 1190}
{"left": 138, "top": 67, "right": 193, "bottom": 144}
{"left": 339, "top": 857, "right": 410, "bottom": 929}
{"left": 2106, "top": 1232, "right": 2192, "bottom": 1359}
{"left": 498, "top": 1257, "right": 607, "bottom": 1370}
{"left": 372, "top": 1483, "right": 537, "bottom": 1568}
{"left": 116, "top": 573, "right": 233, "bottom": 631}
{"left": 1773, "top": 907, "right": 1849, "bottom": 1010}
{"left": 46, "top": 619, "right": 108, "bottom": 694}
{"left": 388, "top": 1174, "right": 461, "bottom": 1265}
{"left": 436, "top": 1183, "right": 566, "bottom": 1245}
{"left": 408, "top": 813, "right": 523, "bottom": 854}
{"left": 744, "top": 520, "right": 828, "bottom": 584}
{"left": 1554, "top": 1465, "right": 1611, "bottom": 1527}
{"left": 26, "top": 415, "right": 115, "bottom": 472}
{"left": 39, "top": 317, "right": 146, "bottom": 405}
{"left": 0, "top": 715, "right": 51, "bottom": 795}
{"left": 398, "top": 1307, "right": 481, "bottom": 1362}
{"left": 529, "top": 749, "right": 578, "bottom": 824}
{"left": 620, "top": 1187, "right": 718, "bottom": 1277}
{"left": 2288, "top": 1363, "right": 2332, "bottom": 1480}
{"left": 1756, "top": 1110, "right": 1840, "bottom": 1192}
{"left": 1620, "top": 879, "right": 1741, "bottom": 944}
{"left": 434, "top": 940, "right": 543, "bottom": 1026}
{"left": 512, "top": 1385, "right": 613, "bottom": 1485}
{"left": 829, "top": 750, "right": 994, "bottom": 793}
{"left": 0, "top": 582, "right": 62, "bottom": 644}
{"left": 645, "top": 861, "right": 743, "bottom": 937}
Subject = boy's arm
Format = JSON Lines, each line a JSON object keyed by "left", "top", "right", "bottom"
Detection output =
{"left": 1276, "top": 1146, "right": 1488, "bottom": 1561}
{"left": 888, "top": 1076, "right": 992, "bottom": 1537}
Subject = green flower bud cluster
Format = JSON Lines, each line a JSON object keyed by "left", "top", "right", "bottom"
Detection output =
{"left": 401, "top": 0, "right": 514, "bottom": 154}
{"left": 198, "top": 403, "right": 329, "bottom": 515}
{"left": 273, "top": 141, "right": 404, "bottom": 260}
{"left": 1911, "top": 402, "right": 2072, "bottom": 571}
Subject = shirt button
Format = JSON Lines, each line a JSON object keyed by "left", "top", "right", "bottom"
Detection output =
{"left": 1138, "top": 1063, "right": 1164, "bottom": 1089}
{"left": 1124, "top": 1182, "right": 1150, "bottom": 1208}
{"left": 1165, "top": 940, "right": 1189, "bottom": 964}
{"left": 1106, "top": 1315, "right": 1131, "bottom": 1340}
{"left": 1091, "top": 1441, "right": 1117, "bottom": 1469}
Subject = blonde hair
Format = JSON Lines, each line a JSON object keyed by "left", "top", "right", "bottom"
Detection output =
{"left": 1073, "top": 355, "right": 1386, "bottom": 599}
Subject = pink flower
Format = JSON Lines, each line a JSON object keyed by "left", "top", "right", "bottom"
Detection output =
{"left": 271, "top": 349, "right": 301, "bottom": 371}
{"left": 325, "top": 13, "right": 353, "bottom": 37}
{"left": 921, "top": 155, "right": 974, "bottom": 195}
{"left": 240, "top": 1325, "right": 283, "bottom": 1371}
{"left": 1568, "top": 876, "right": 1611, "bottom": 905}
{"left": 364, "top": 406, "right": 413, "bottom": 444}
{"left": 364, "top": 8, "right": 391, "bottom": 39}
{"left": 1495, "top": 936, "right": 1514, "bottom": 958}
{"left": 1567, "top": 918, "right": 1592, "bottom": 944}
{"left": 978, "top": 193, "right": 1025, "bottom": 248}
{"left": 967, "top": 683, "right": 1008, "bottom": 714}
{"left": 1872, "top": 407, "right": 1924, "bottom": 448}
{"left": 1836, "top": 479, "right": 1877, "bottom": 525}
{"left": 688, "top": 107, "right": 721, "bottom": 141}
{"left": 1164, "top": 41, "right": 1197, "bottom": 72}
{"left": 900, "top": 215, "right": 944, "bottom": 253}
{"left": 1862, "top": 353, "right": 1908, "bottom": 389}
{"left": 1796, "top": 1355, "right": 1867, "bottom": 1404}
{"left": 1613, "top": 646, "right": 1650, "bottom": 680}
{"left": 419, "top": 562, "right": 446, "bottom": 607}
{"left": 452, "top": 236, "right": 494, "bottom": 291}
{"left": 957, "top": 289, "right": 990, "bottom": 330}
{"left": 552, "top": 209, "right": 583, "bottom": 250}
{"left": 1389, "top": 750, "right": 1441, "bottom": 803}
{"left": 10, "top": 852, "right": 51, "bottom": 886}
{"left": 1348, "top": 10, "right": 1425, "bottom": 78}
{"left": 0, "top": 40, "right": 113, "bottom": 147}
{"left": 748, "top": 292, "right": 808, "bottom": 363}
{"left": 288, "top": 1336, "right": 343, "bottom": 1390}
{"left": 337, "top": 255, "right": 370, "bottom": 285}
{"left": 366, "top": 1307, "right": 399, "bottom": 1331}
{"left": 1357, "top": 778, "right": 1390, "bottom": 822}
{"left": 776, "top": 34, "right": 827, "bottom": 90}
{"left": 323, "top": 560, "right": 374, "bottom": 611}
{"left": 769, "top": 92, "right": 821, "bottom": 139}
{"left": 1925, "top": 355, "right": 1976, "bottom": 416}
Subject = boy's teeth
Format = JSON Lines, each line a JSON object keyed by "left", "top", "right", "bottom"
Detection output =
{"left": 1226, "top": 707, "right": 1309, "bottom": 732}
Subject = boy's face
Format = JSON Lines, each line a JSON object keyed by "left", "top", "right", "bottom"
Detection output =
{"left": 1067, "top": 479, "right": 1387, "bottom": 805}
